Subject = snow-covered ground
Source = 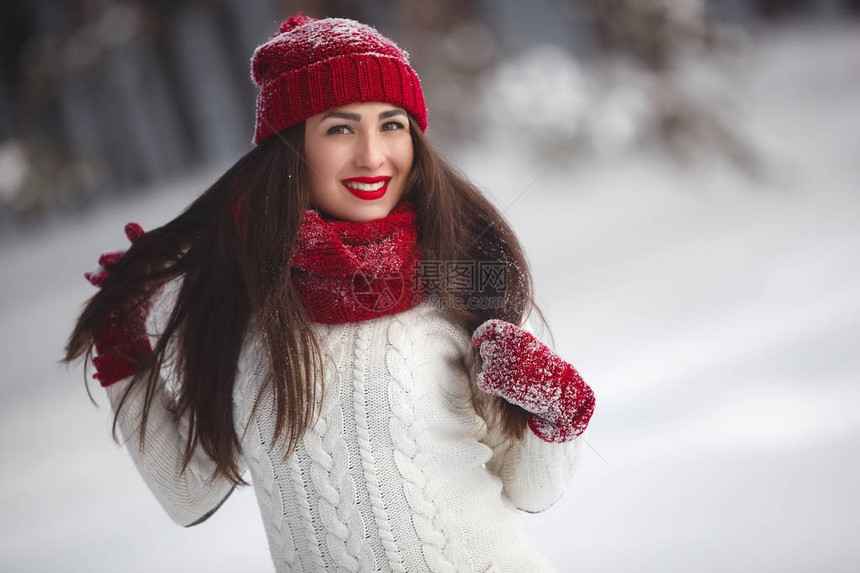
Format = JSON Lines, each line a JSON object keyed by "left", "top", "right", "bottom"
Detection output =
{"left": 1, "top": 23, "right": 858, "bottom": 573}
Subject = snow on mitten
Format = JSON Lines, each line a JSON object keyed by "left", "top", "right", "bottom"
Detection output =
{"left": 85, "top": 222, "right": 153, "bottom": 387}
{"left": 471, "top": 319, "right": 595, "bottom": 443}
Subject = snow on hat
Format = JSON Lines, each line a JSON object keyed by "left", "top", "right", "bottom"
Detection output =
{"left": 251, "top": 13, "right": 428, "bottom": 144}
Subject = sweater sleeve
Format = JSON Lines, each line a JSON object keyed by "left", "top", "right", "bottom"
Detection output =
{"left": 483, "top": 424, "right": 585, "bottom": 513}
{"left": 105, "top": 377, "right": 241, "bottom": 526}
{"left": 478, "top": 315, "right": 587, "bottom": 512}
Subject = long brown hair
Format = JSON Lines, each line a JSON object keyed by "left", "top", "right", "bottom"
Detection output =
{"left": 65, "top": 116, "right": 533, "bottom": 486}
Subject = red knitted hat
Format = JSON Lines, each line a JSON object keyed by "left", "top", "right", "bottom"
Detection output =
{"left": 251, "top": 14, "right": 428, "bottom": 144}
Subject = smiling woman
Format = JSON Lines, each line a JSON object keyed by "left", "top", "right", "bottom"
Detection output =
{"left": 64, "top": 12, "right": 595, "bottom": 573}
{"left": 304, "top": 102, "right": 414, "bottom": 222}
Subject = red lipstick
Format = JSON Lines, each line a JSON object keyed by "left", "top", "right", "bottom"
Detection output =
{"left": 341, "top": 176, "right": 391, "bottom": 200}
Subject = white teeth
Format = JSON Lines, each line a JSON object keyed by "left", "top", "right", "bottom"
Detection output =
{"left": 344, "top": 180, "right": 386, "bottom": 191}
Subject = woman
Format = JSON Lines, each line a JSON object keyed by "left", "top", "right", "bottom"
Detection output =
{"left": 66, "top": 14, "right": 595, "bottom": 572}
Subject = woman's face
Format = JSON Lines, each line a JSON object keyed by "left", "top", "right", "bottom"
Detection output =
{"left": 303, "top": 102, "right": 414, "bottom": 222}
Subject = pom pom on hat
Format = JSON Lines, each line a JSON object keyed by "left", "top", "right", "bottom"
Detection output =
{"left": 279, "top": 13, "right": 314, "bottom": 33}
{"left": 251, "top": 14, "right": 428, "bottom": 144}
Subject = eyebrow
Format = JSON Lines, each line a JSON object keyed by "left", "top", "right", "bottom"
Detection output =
{"left": 320, "top": 109, "right": 407, "bottom": 122}
{"left": 321, "top": 111, "right": 361, "bottom": 122}
{"left": 379, "top": 109, "right": 407, "bottom": 120}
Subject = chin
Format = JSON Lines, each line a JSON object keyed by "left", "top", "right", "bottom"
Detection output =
{"left": 347, "top": 198, "right": 402, "bottom": 222}
{"left": 312, "top": 192, "right": 403, "bottom": 222}
{"left": 316, "top": 204, "right": 389, "bottom": 223}
{"left": 351, "top": 207, "right": 394, "bottom": 222}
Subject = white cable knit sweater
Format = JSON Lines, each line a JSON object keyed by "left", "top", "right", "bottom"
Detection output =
{"left": 107, "top": 304, "right": 584, "bottom": 572}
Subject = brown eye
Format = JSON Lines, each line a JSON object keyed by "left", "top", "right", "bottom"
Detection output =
{"left": 382, "top": 120, "right": 406, "bottom": 132}
{"left": 326, "top": 125, "right": 352, "bottom": 135}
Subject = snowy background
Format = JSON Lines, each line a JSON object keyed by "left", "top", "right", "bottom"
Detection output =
{"left": 2, "top": 21, "right": 860, "bottom": 573}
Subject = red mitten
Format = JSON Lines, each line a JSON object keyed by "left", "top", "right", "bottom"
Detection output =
{"left": 85, "top": 222, "right": 153, "bottom": 387}
{"left": 471, "top": 319, "right": 595, "bottom": 443}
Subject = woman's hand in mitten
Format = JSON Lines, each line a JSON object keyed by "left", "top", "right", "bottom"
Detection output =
{"left": 471, "top": 319, "right": 595, "bottom": 443}
{"left": 85, "top": 222, "right": 152, "bottom": 387}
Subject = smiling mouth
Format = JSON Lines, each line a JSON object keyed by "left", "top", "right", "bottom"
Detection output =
{"left": 342, "top": 177, "right": 391, "bottom": 200}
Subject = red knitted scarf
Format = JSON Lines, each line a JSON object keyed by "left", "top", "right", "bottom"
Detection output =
{"left": 290, "top": 202, "right": 423, "bottom": 324}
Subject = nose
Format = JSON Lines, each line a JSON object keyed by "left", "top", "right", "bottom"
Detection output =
{"left": 354, "top": 131, "right": 385, "bottom": 170}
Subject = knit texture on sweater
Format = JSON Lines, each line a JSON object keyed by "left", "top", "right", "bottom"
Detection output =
{"left": 107, "top": 303, "right": 584, "bottom": 572}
